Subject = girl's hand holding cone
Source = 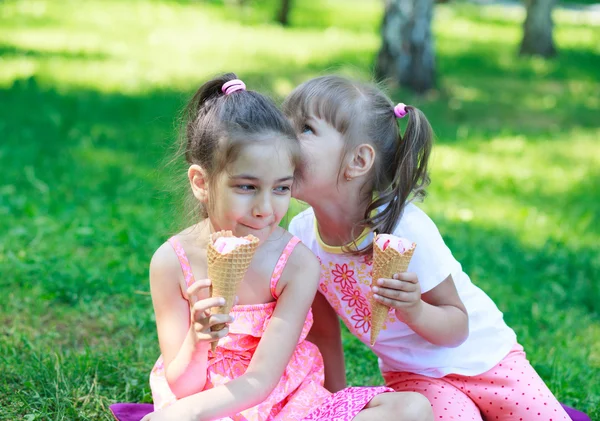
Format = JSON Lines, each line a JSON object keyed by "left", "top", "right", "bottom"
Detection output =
{"left": 206, "top": 230, "right": 259, "bottom": 351}
{"left": 372, "top": 272, "right": 423, "bottom": 325}
{"left": 187, "top": 280, "right": 234, "bottom": 346}
{"left": 369, "top": 234, "right": 417, "bottom": 346}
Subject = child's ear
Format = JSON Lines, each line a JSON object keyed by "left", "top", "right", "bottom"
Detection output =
{"left": 345, "top": 143, "right": 375, "bottom": 180}
{"left": 188, "top": 164, "right": 209, "bottom": 203}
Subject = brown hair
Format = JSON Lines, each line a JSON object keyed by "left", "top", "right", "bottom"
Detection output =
{"left": 283, "top": 75, "right": 432, "bottom": 254}
{"left": 180, "top": 72, "right": 301, "bottom": 218}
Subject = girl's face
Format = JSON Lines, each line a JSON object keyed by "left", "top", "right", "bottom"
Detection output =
{"left": 208, "top": 140, "right": 294, "bottom": 243}
{"left": 294, "top": 116, "right": 346, "bottom": 203}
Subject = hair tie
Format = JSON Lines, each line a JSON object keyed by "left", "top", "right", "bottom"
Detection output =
{"left": 394, "top": 103, "right": 408, "bottom": 119}
{"left": 222, "top": 79, "right": 246, "bottom": 95}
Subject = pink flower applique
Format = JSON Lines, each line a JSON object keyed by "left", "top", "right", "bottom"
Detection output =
{"left": 340, "top": 286, "right": 368, "bottom": 310}
{"left": 331, "top": 263, "right": 357, "bottom": 290}
{"left": 351, "top": 306, "right": 371, "bottom": 334}
{"left": 361, "top": 254, "right": 373, "bottom": 266}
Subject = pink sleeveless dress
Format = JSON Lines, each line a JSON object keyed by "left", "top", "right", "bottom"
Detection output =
{"left": 150, "top": 236, "right": 392, "bottom": 421}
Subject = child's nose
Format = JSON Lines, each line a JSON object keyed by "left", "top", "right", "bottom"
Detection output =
{"left": 253, "top": 194, "right": 273, "bottom": 218}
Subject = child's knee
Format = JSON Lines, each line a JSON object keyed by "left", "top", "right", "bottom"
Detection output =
{"left": 401, "top": 392, "right": 433, "bottom": 421}
{"left": 377, "top": 392, "right": 433, "bottom": 421}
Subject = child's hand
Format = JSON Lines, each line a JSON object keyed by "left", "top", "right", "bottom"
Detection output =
{"left": 187, "top": 280, "right": 234, "bottom": 345}
{"left": 372, "top": 272, "right": 423, "bottom": 325}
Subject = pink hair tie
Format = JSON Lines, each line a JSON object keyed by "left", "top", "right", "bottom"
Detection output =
{"left": 222, "top": 79, "right": 246, "bottom": 95}
{"left": 394, "top": 103, "right": 408, "bottom": 119}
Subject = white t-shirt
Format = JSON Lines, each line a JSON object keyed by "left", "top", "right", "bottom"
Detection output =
{"left": 289, "top": 203, "right": 517, "bottom": 378}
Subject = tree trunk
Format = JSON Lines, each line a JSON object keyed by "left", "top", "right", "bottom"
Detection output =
{"left": 520, "top": 0, "right": 557, "bottom": 57}
{"left": 376, "top": 0, "right": 436, "bottom": 94}
{"left": 277, "top": 0, "right": 292, "bottom": 26}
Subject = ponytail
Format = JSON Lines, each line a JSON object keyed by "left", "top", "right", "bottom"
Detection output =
{"left": 183, "top": 73, "right": 238, "bottom": 164}
{"left": 355, "top": 106, "right": 433, "bottom": 255}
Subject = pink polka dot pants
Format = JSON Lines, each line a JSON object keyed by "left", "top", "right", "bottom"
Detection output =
{"left": 383, "top": 344, "right": 570, "bottom": 421}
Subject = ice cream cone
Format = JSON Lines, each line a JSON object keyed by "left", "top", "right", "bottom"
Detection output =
{"left": 207, "top": 230, "right": 259, "bottom": 351}
{"left": 369, "top": 234, "right": 416, "bottom": 346}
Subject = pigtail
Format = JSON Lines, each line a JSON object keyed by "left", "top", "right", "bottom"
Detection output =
{"left": 394, "top": 105, "right": 432, "bottom": 205}
{"left": 359, "top": 106, "right": 433, "bottom": 254}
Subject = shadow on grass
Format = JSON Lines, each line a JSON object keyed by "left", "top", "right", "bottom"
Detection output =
{"left": 2, "top": 209, "right": 598, "bottom": 418}
{"left": 1, "top": 57, "right": 597, "bottom": 299}
{"left": 438, "top": 45, "right": 600, "bottom": 83}
{"left": 342, "top": 213, "right": 599, "bottom": 415}
{"left": 0, "top": 44, "right": 110, "bottom": 60}
{"left": 1, "top": 37, "right": 599, "bottom": 419}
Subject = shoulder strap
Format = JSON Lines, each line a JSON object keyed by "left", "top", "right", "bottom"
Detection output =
{"left": 270, "top": 236, "right": 301, "bottom": 299}
{"left": 167, "top": 236, "right": 196, "bottom": 288}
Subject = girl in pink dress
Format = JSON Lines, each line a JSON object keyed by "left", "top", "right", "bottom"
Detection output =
{"left": 142, "top": 73, "right": 433, "bottom": 421}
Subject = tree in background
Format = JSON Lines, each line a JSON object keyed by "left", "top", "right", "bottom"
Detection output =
{"left": 277, "top": 0, "right": 292, "bottom": 26}
{"left": 376, "top": 0, "right": 436, "bottom": 93}
{"left": 520, "top": 0, "right": 557, "bottom": 57}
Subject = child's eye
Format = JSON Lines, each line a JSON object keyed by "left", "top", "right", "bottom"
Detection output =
{"left": 301, "top": 124, "right": 313, "bottom": 135}
{"left": 274, "top": 186, "right": 291, "bottom": 194}
{"left": 236, "top": 185, "right": 255, "bottom": 192}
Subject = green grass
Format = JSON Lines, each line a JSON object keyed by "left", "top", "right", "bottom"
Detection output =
{"left": 1, "top": 0, "right": 599, "bottom": 419}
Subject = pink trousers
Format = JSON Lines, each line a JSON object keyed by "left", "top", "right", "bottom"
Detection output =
{"left": 384, "top": 344, "right": 570, "bottom": 421}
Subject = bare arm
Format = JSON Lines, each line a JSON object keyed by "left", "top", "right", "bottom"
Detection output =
{"left": 148, "top": 243, "right": 322, "bottom": 421}
{"left": 149, "top": 243, "right": 209, "bottom": 398}
{"left": 373, "top": 274, "right": 468, "bottom": 347}
{"left": 410, "top": 274, "right": 469, "bottom": 347}
{"left": 306, "top": 292, "right": 347, "bottom": 392}
{"left": 141, "top": 373, "right": 277, "bottom": 421}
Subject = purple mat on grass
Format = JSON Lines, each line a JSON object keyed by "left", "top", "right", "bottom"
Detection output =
{"left": 109, "top": 403, "right": 153, "bottom": 421}
{"left": 562, "top": 404, "right": 592, "bottom": 421}
{"left": 109, "top": 402, "right": 590, "bottom": 421}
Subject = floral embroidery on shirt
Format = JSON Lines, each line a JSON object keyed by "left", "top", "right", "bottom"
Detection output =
{"left": 351, "top": 306, "right": 371, "bottom": 334}
{"left": 320, "top": 260, "right": 375, "bottom": 339}
{"left": 361, "top": 254, "right": 373, "bottom": 266}
{"left": 340, "top": 285, "right": 368, "bottom": 309}
{"left": 332, "top": 263, "right": 357, "bottom": 290}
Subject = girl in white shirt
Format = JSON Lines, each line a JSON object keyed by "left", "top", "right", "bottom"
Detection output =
{"left": 282, "top": 75, "right": 570, "bottom": 421}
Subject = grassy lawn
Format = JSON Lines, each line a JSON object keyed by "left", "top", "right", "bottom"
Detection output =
{"left": 1, "top": 0, "right": 598, "bottom": 419}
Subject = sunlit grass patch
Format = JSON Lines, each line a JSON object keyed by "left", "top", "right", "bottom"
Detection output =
{"left": 1, "top": 0, "right": 598, "bottom": 419}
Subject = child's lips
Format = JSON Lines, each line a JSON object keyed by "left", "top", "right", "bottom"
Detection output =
{"left": 241, "top": 222, "right": 272, "bottom": 231}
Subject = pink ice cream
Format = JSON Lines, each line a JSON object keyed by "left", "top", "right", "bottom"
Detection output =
{"left": 375, "top": 234, "right": 415, "bottom": 254}
{"left": 214, "top": 236, "right": 251, "bottom": 254}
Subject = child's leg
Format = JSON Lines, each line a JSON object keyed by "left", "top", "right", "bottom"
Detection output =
{"left": 352, "top": 392, "right": 433, "bottom": 421}
{"left": 459, "top": 344, "right": 570, "bottom": 421}
{"left": 384, "top": 372, "right": 483, "bottom": 421}
{"left": 303, "top": 387, "right": 432, "bottom": 421}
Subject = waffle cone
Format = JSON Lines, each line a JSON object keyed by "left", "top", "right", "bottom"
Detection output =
{"left": 369, "top": 235, "right": 416, "bottom": 346}
{"left": 207, "top": 230, "right": 259, "bottom": 351}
